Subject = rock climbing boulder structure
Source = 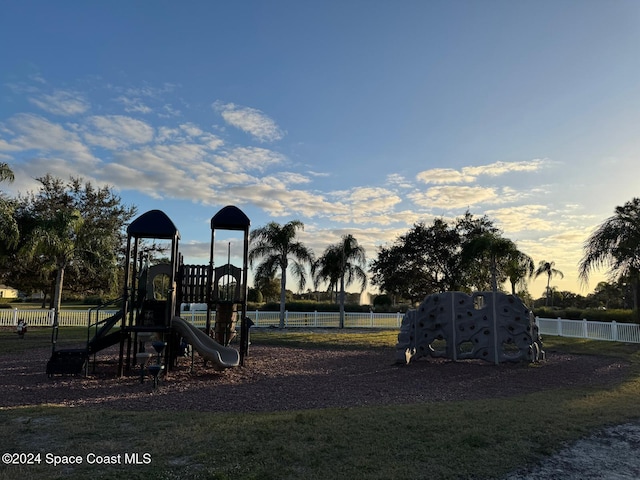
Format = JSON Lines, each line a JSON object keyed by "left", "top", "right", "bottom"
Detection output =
{"left": 395, "top": 291, "right": 544, "bottom": 365}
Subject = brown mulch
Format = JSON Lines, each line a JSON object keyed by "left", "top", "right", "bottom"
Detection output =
{"left": 0, "top": 341, "right": 631, "bottom": 413}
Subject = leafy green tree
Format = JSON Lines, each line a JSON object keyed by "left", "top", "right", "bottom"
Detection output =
{"left": 370, "top": 220, "right": 460, "bottom": 303}
{"left": 588, "top": 281, "right": 624, "bottom": 309}
{"left": 535, "top": 260, "right": 564, "bottom": 306}
{"left": 0, "top": 163, "right": 14, "bottom": 183}
{"left": 22, "top": 208, "right": 85, "bottom": 321}
{"left": 579, "top": 198, "right": 640, "bottom": 317}
{"left": 454, "top": 212, "right": 501, "bottom": 290}
{"left": 8, "top": 175, "right": 136, "bottom": 304}
{"left": 370, "top": 212, "right": 499, "bottom": 302}
{"left": 370, "top": 241, "right": 421, "bottom": 304}
{"left": 249, "top": 221, "right": 313, "bottom": 327}
{"left": 253, "top": 265, "right": 280, "bottom": 302}
{"left": 406, "top": 219, "right": 463, "bottom": 292}
{"left": 314, "top": 234, "right": 367, "bottom": 328}
{"left": 0, "top": 163, "right": 18, "bottom": 252}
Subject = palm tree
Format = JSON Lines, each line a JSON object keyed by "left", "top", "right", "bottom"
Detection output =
{"left": 314, "top": 234, "right": 367, "bottom": 328}
{"left": 312, "top": 247, "right": 341, "bottom": 302}
{"left": 579, "top": 198, "right": 640, "bottom": 317}
{"left": 535, "top": 260, "right": 564, "bottom": 306}
{"left": 504, "top": 250, "right": 535, "bottom": 296}
{"left": 0, "top": 163, "right": 18, "bottom": 249}
{"left": 21, "top": 209, "right": 84, "bottom": 326}
{"left": 460, "top": 233, "right": 519, "bottom": 292}
{"left": 249, "top": 221, "right": 313, "bottom": 328}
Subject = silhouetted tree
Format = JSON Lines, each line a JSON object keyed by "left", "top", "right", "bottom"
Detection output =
{"left": 314, "top": 234, "right": 367, "bottom": 328}
{"left": 535, "top": 260, "right": 564, "bottom": 306}
{"left": 249, "top": 221, "right": 313, "bottom": 327}
{"left": 580, "top": 198, "right": 640, "bottom": 317}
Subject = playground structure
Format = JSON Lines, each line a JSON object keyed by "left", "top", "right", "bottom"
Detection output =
{"left": 46, "top": 205, "right": 252, "bottom": 379}
{"left": 395, "top": 291, "right": 544, "bottom": 365}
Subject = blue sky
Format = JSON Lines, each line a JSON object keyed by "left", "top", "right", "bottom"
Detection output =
{"left": 1, "top": 1, "right": 639, "bottom": 297}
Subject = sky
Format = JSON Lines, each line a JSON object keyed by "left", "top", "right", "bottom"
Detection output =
{"left": 1, "top": 0, "right": 639, "bottom": 299}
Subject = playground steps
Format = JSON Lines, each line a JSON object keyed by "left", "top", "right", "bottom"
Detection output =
{"left": 46, "top": 349, "right": 88, "bottom": 376}
{"left": 87, "top": 330, "right": 123, "bottom": 354}
{"left": 46, "top": 326, "right": 123, "bottom": 376}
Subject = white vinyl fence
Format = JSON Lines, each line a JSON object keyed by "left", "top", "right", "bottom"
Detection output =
{"left": 0, "top": 308, "right": 404, "bottom": 329}
{"left": 169, "top": 309, "right": 404, "bottom": 329}
{"left": 535, "top": 317, "right": 640, "bottom": 343}
{"left": 2, "top": 308, "right": 640, "bottom": 343}
{"left": 0, "top": 308, "right": 121, "bottom": 328}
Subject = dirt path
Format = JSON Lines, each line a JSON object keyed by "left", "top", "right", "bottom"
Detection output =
{"left": 502, "top": 422, "right": 640, "bottom": 479}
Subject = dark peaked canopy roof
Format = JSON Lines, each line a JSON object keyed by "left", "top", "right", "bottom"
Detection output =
{"left": 211, "top": 205, "right": 250, "bottom": 232}
{"left": 127, "top": 209, "right": 180, "bottom": 239}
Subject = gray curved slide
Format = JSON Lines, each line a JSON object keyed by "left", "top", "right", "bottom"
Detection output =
{"left": 171, "top": 316, "right": 240, "bottom": 368}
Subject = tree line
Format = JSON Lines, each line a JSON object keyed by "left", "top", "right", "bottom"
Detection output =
{"left": 247, "top": 203, "right": 640, "bottom": 323}
{"left": 2, "top": 162, "right": 640, "bottom": 322}
{"left": 246, "top": 211, "right": 566, "bottom": 326}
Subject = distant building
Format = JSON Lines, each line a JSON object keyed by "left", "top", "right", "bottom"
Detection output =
{"left": 0, "top": 285, "right": 19, "bottom": 299}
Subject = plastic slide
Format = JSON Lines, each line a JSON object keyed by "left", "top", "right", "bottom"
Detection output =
{"left": 171, "top": 316, "right": 240, "bottom": 369}
{"left": 87, "top": 310, "right": 124, "bottom": 354}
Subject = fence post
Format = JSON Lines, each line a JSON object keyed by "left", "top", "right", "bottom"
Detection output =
{"left": 582, "top": 318, "right": 588, "bottom": 339}
{"left": 612, "top": 321, "right": 618, "bottom": 341}
{"left": 557, "top": 317, "right": 562, "bottom": 336}
{"left": 255, "top": 310, "right": 259, "bottom": 326}
{"left": 285, "top": 310, "right": 288, "bottom": 328}
{"left": 314, "top": 310, "right": 318, "bottom": 327}
{"left": 12, "top": 308, "right": 18, "bottom": 326}
{"left": 397, "top": 312, "right": 401, "bottom": 327}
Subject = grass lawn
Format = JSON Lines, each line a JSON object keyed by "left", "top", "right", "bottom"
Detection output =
{"left": 1, "top": 329, "right": 639, "bottom": 480}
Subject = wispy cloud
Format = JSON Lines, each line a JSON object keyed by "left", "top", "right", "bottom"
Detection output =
{"left": 416, "top": 168, "right": 474, "bottom": 184}
{"left": 224, "top": 183, "right": 344, "bottom": 217}
{"left": 408, "top": 185, "right": 499, "bottom": 209}
{"left": 28, "top": 90, "right": 90, "bottom": 116}
{"left": 120, "top": 83, "right": 178, "bottom": 98}
{"left": 213, "top": 101, "right": 284, "bottom": 142}
{"left": 417, "top": 159, "right": 549, "bottom": 185}
{"left": 80, "top": 115, "right": 154, "bottom": 149}
{"left": 385, "top": 173, "right": 413, "bottom": 188}
{"left": 485, "top": 205, "right": 556, "bottom": 232}
{"left": 464, "top": 159, "right": 549, "bottom": 177}
{"left": 329, "top": 187, "right": 403, "bottom": 224}
{"left": 213, "top": 146, "right": 285, "bottom": 173}
{"left": 115, "top": 95, "right": 152, "bottom": 114}
{"left": 159, "top": 104, "right": 181, "bottom": 118}
{"left": 4, "top": 113, "right": 97, "bottom": 165}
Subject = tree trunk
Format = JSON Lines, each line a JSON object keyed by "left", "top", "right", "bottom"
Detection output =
{"left": 339, "top": 275, "right": 345, "bottom": 329}
{"left": 634, "top": 276, "right": 640, "bottom": 323}
{"left": 53, "top": 264, "right": 65, "bottom": 327}
{"left": 490, "top": 255, "right": 498, "bottom": 292}
{"left": 546, "top": 275, "right": 551, "bottom": 307}
{"left": 279, "top": 269, "right": 286, "bottom": 328}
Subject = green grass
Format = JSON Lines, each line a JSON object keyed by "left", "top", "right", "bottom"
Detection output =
{"left": 0, "top": 327, "right": 87, "bottom": 354}
{"left": 249, "top": 328, "right": 398, "bottom": 350}
{"left": 1, "top": 330, "right": 640, "bottom": 479}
